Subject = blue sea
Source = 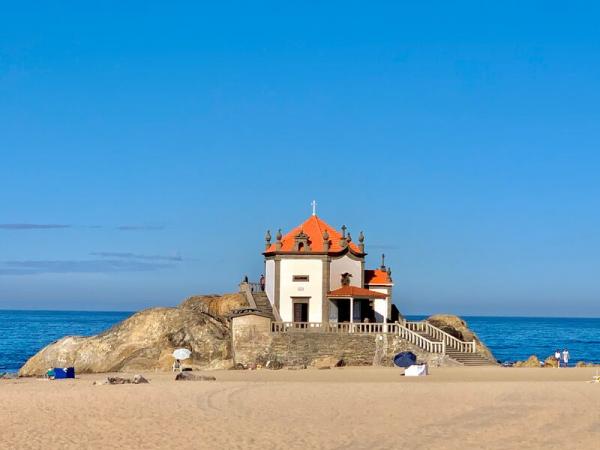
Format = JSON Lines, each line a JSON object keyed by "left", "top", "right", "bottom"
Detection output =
{"left": 1, "top": 311, "right": 599, "bottom": 372}
{"left": 0, "top": 310, "right": 132, "bottom": 373}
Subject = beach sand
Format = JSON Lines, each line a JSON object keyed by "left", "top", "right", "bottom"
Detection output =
{"left": 2, "top": 366, "right": 599, "bottom": 449}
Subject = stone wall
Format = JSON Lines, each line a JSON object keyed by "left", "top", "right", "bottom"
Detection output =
{"left": 231, "top": 318, "right": 456, "bottom": 368}
{"left": 265, "top": 333, "right": 454, "bottom": 367}
{"left": 230, "top": 315, "right": 273, "bottom": 366}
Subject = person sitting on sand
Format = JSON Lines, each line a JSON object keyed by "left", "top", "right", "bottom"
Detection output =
{"left": 554, "top": 349, "right": 561, "bottom": 368}
{"left": 562, "top": 349, "right": 570, "bottom": 368}
{"left": 172, "top": 359, "right": 181, "bottom": 372}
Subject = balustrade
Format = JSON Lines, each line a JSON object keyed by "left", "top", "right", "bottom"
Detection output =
{"left": 269, "top": 320, "right": 474, "bottom": 355}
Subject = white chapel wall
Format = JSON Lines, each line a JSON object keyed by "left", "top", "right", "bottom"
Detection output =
{"left": 265, "top": 259, "right": 275, "bottom": 305}
{"left": 329, "top": 255, "right": 362, "bottom": 290}
{"left": 279, "top": 258, "right": 323, "bottom": 322}
{"left": 368, "top": 286, "right": 393, "bottom": 322}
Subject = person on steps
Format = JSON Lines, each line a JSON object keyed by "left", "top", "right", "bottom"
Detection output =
{"left": 259, "top": 274, "right": 265, "bottom": 291}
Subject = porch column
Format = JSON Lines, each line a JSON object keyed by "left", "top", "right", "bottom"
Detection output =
{"left": 383, "top": 298, "right": 388, "bottom": 333}
{"left": 349, "top": 298, "right": 354, "bottom": 332}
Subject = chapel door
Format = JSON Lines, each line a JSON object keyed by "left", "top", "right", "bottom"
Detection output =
{"left": 293, "top": 302, "right": 308, "bottom": 322}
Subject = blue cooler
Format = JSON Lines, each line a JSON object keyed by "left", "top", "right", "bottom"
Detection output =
{"left": 53, "top": 367, "right": 75, "bottom": 379}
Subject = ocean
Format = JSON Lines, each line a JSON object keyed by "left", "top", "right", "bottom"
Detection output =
{"left": 1, "top": 311, "right": 599, "bottom": 372}
{"left": 0, "top": 310, "right": 132, "bottom": 373}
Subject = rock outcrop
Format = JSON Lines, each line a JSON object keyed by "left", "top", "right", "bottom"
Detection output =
{"left": 426, "top": 314, "right": 496, "bottom": 362}
{"left": 19, "top": 298, "right": 234, "bottom": 377}
{"left": 514, "top": 355, "right": 541, "bottom": 367}
{"left": 576, "top": 361, "right": 599, "bottom": 368}
{"left": 180, "top": 293, "right": 246, "bottom": 317}
{"left": 311, "top": 356, "right": 344, "bottom": 369}
{"left": 543, "top": 355, "right": 559, "bottom": 368}
{"left": 174, "top": 372, "right": 216, "bottom": 381}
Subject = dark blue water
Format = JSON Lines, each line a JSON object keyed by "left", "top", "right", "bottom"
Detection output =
{"left": 408, "top": 315, "right": 600, "bottom": 364}
{"left": 0, "top": 310, "right": 132, "bottom": 372}
{"left": 1, "top": 311, "right": 599, "bottom": 372}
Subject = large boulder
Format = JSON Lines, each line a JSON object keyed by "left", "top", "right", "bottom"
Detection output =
{"left": 180, "top": 293, "right": 247, "bottom": 317}
{"left": 426, "top": 314, "right": 496, "bottom": 363}
{"left": 19, "top": 301, "right": 234, "bottom": 377}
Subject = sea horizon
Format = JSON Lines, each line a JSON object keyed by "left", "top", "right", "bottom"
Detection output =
{"left": 1, "top": 308, "right": 599, "bottom": 320}
{"left": 2, "top": 310, "right": 599, "bottom": 373}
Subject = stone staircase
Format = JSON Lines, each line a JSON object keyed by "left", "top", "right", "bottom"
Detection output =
{"left": 238, "top": 281, "right": 279, "bottom": 321}
{"left": 409, "top": 323, "right": 496, "bottom": 366}
{"left": 445, "top": 350, "right": 496, "bottom": 366}
{"left": 252, "top": 292, "right": 275, "bottom": 319}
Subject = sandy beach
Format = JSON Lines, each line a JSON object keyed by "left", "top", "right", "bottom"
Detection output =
{"left": 2, "top": 366, "right": 599, "bottom": 450}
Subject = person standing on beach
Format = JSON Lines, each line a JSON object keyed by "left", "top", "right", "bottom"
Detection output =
{"left": 554, "top": 349, "right": 561, "bottom": 368}
{"left": 562, "top": 349, "right": 570, "bottom": 368}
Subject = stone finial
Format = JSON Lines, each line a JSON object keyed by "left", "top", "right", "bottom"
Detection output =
{"left": 265, "top": 230, "right": 271, "bottom": 251}
{"left": 275, "top": 228, "right": 282, "bottom": 251}
{"left": 339, "top": 225, "right": 348, "bottom": 248}
{"left": 358, "top": 231, "right": 365, "bottom": 252}
{"left": 380, "top": 253, "right": 386, "bottom": 270}
{"left": 387, "top": 266, "right": 392, "bottom": 281}
{"left": 346, "top": 232, "right": 352, "bottom": 243}
{"left": 322, "top": 229, "right": 330, "bottom": 251}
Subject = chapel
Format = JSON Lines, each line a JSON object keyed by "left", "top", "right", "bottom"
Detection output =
{"left": 262, "top": 209, "right": 394, "bottom": 324}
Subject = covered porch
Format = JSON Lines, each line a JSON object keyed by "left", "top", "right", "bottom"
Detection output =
{"left": 327, "top": 285, "right": 389, "bottom": 325}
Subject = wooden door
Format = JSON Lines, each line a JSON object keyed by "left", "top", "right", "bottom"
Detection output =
{"left": 293, "top": 302, "right": 308, "bottom": 322}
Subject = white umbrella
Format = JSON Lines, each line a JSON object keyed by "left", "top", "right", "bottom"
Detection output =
{"left": 172, "top": 348, "right": 192, "bottom": 360}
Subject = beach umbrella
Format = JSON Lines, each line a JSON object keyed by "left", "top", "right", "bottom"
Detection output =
{"left": 393, "top": 351, "right": 417, "bottom": 368}
{"left": 172, "top": 348, "right": 192, "bottom": 360}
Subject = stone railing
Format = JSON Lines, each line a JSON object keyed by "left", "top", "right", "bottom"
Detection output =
{"left": 248, "top": 282, "right": 264, "bottom": 293}
{"left": 238, "top": 282, "right": 258, "bottom": 309}
{"left": 271, "top": 322, "right": 398, "bottom": 334}
{"left": 405, "top": 321, "right": 476, "bottom": 353}
{"left": 397, "top": 325, "right": 445, "bottom": 354}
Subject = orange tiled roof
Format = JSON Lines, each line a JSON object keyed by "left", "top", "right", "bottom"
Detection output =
{"left": 327, "top": 286, "right": 387, "bottom": 299}
{"left": 264, "top": 215, "right": 362, "bottom": 254}
{"left": 364, "top": 269, "right": 392, "bottom": 285}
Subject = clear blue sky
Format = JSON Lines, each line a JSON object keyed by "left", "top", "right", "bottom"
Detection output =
{"left": 1, "top": 2, "right": 599, "bottom": 316}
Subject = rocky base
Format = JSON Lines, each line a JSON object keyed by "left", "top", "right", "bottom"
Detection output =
{"left": 19, "top": 296, "right": 234, "bottom": 377}
{"left": 426, "top": 314, "right": 497, "bottom": 363}
{"left": 20, "top": 295, "right": 498, "bottom": 375}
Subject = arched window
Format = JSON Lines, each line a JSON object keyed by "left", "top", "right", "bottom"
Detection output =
{"left": 297, "top": 242, "right": 304, "bottom": 252}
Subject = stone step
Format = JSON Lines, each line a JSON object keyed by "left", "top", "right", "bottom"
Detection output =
{"left": 248, "top": 292, "right": 275, "bottom": 320}
{"left": 445, "top": 351, "right": 496, "bottom": 366}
